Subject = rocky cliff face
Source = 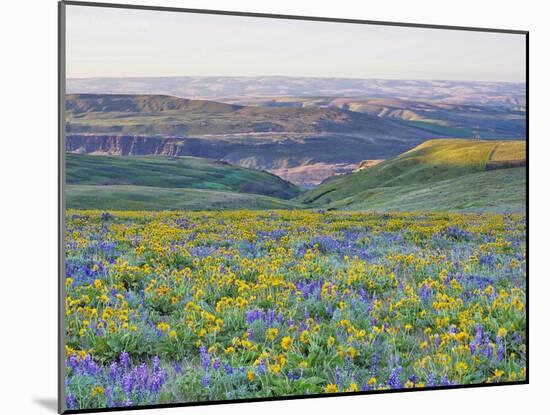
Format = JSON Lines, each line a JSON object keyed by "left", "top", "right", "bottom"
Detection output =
{"left": 66, "top": 135, "right": 241, "bottom": 158}
{"left": 66, "top": 135, "right": 166, "bottom": 155}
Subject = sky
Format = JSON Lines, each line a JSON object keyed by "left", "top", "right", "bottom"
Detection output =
{"left": 65, "top": 4, "right": 526, "bottom": 82}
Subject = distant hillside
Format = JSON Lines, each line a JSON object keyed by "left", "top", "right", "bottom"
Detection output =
{"left": 299, "top": 139, "right": 526, "bottom": 212}
{"left": 67, "top": 153, "right": 301, "bottom": 199}
{"left": 66, "top": 93, "right": 241, "bottom": 114}
{"left": 65, "top": 93, "right": 434, "bottom": 137}
{"left": 65, "top": 93, "right": 443, "bottom": 186}
{"left": 228, "top": 96, "right": 525, "bottom": 140}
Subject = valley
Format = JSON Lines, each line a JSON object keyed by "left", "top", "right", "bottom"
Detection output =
{"left": 66, "top": 139, "right": 526, "bottom": 213}
{"left": 65, "top": 90, "right": 525, "bottom": 187}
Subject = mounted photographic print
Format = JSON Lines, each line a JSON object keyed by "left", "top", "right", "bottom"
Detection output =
{"left": 58, "top": 1, "right": 528, "bottom": 413}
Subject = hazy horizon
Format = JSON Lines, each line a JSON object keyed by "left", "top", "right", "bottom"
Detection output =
{"left": 66, "top": 5, "right": 526, "bottom": 83}
{"left": 66, "top": 74, "right": 525, "bottom": 85}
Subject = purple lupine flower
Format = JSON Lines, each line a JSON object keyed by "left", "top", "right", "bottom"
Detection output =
{"left": 256, "top": 359, "right": 267, "bottom": 375}
{"left": 497, "top": 338, "right": 505, "bottom": 361}
{"left": 326, "top": 302, "right": 334, "bottom": 316}
{"left": 66, "top": 394, "right": 77, "bottom": 410}
{"left": 371, "top": 351, "right": 379, "bottom": 374}
{"left": 122, "top": 371, "right": 135, "bottom": 396}
{"left": 84, "top": 355, "right": 99, "bottom": 376}
{"left": 427, "top": 373, "right": 436, "bottom": 387}
{"left": 213, "top": 359, "right": 221, "bottom": 371}
{"left": 152, "top": 356, "right": 161, "bottom": 373}
{"left": 288, "top": 370, "right": 299, "bottom": 381}
{"left": 469, "top": 342, "right": 476, "bottom": 355}
{"left": 420, "top": 284, "right": 431, "bottom": 301}
{"left": 105, "top": 386, "right": 113, "bottom": 407}
{"left": 267, "top": 309, "right": 276, "bottom": 326}
{"left": 246, "top": 309, "right": 265, "bottom": 324}
{"left": 150, "top": 370, "right": 165, "bottom": 394}
{"left": 172, "top": 362, "right": 182, "bottom": 374}
{"left": 335, "top": 367, "right": 342, "bottom": 386}
{"left": 201, "top": 374, "right": 210, "bottom": 388}
{"left": 199, "top": 346, "right": 210, "bottom": 370}
{"left": 95, "top": 325, "right": 104, "bottom": 337}
{"left": 440, "top": 375, "right": 450, "bottom": 386}
{"left": 68, "top": 355, "right": 79, "bottom": 371}
{"left": 109, "top": 362, "right": 118, "bottom": 383}
{"left": 223, "top": 363, "right": 233, "bottom": 375}
{"left": 486, "top": 343, "right": 494, "bottom": 358}
{"left": 120, "top": 351, "right": 130, "bottom": 370}
{"left": 388, "top": 366, "right": 403, "bottom": 389}
{"left": 138, "top": 363, "right": 148, "bottom": 387}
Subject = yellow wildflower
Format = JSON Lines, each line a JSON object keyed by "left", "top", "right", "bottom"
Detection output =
{"left": 91, "top": 385, "right": 104, "bottom": 397}
{"left": 267, "top": 328, "right": 279, "bottom": 341}
{"left": 324, "top": 384, "right": 339, "bottom": 393}
{"left": 281, "top": 336, "right": 292, "bottom": 351}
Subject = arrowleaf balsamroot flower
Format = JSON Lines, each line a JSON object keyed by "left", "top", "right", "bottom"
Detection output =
{"left": 324, "top": 384, "right": 339, "bottom": 393}
{"left": 281, "top": 336, "right": 292, "bottom": 351}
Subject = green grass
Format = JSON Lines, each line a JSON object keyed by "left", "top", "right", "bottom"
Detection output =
{"left": 299, "top": 139, "right": 526, "bottom": 212}
{"left": 67, "top": 153, "right": 300, "bottom": 199}
{"left": 66, "top": 185, "right": 302, "bottom": 211}
{"left": 326, "top": 167, "right": 526, "bottom": 213}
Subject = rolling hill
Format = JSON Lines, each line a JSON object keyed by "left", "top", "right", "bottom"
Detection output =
{"left": 65, "top": 93, "right": 443, "bottom": 187}
{"left": 66, "top": 153, "right": 300, "bottom": 199}
{"left": 299, "top": 139, "right": 526, "bottom": 212}
{"left": 227, "top": 96, "right": 525, "bottom": 140}
{"left": 66, "top": 153, "right": 302, "bottom": 210}
{"left": 65, "top": 93, "right": 431, "bottom": 137}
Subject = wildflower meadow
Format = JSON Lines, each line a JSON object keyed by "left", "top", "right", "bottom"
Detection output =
{"left": 64, "top": 210, "right": 526, "bottom": 410}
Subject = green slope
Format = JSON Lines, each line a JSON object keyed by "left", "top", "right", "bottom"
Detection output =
{"left": 67, "top": 153, "right": 300, "bottom": 199}
{"left": 323, "top": 168, "right": 525, "bottom": 213}
{"left": 66, "top": 185, "right": 302, "bottom": 211}
{"left": 299, "top": 139, "right": 526, "bottom": 212}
